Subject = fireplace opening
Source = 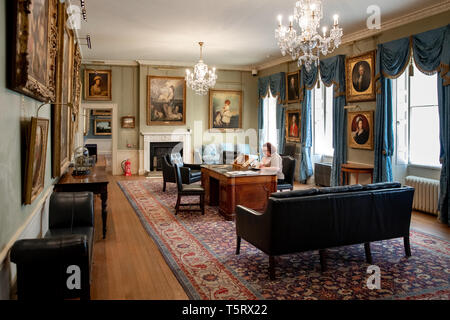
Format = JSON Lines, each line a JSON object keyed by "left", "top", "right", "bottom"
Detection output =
{"left": 149, "top": 142, "right": 183, "bottom": 171}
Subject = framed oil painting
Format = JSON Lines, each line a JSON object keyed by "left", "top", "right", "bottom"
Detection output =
{"left": 94, "top": 119, "right": 112, "bottom": 136}
{"left": 347, "top": 111, "right": 374, "bottom": 150}
{"left": 121, "top": 116, "right": 135, "bottom": 128}
{"left": 147, "top": 76, "right": 186, "bottom": 125}
{"left": 92, "top": 109, "right": 112, "bottom": 116}
{"left": 286, "top": 71, "right": 300, "bottom": 103}
{"left": 24, "top": 118, "right": 49, "bottom": 204}
{"left": 52, "top": 1, "right": 74, "bottom": 178}
{"left": 84, "top": 70, "right": 112, "bottom": 101}
{"left": 8, "top": 0, "right": 58, "bottom": 102}
{"left": 346, "top": 51, "right": 376, "bottom": 102}
{"left": 209, "top": 90, "right": 243, "bottom": 130}
{"left": 285, "top": 110, "right": 301, "bottom": 142}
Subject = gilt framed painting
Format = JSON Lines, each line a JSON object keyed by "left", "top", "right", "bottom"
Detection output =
{"left": 147, "top": 76, "right": 186, "bottom": 125}
{"left": 286, "top": 71, "right": 300, "bottom": 103}
{"left": 209, "top": 90, "right": 242, "bottom": 131}
{"left": 8, "top": 0, "right": 59, "bottom": 102}
{"left": 84, "top": 70, "right": 112, "bottom": 101}
{"left": 285, "top": 110, "right": 301, "bottom": 142}
{"left": 121, "top": 116, "right": 135, "bottom": 128}
{"left": 24, "top": 118, "right": 49, "bottom": 204}
{"left": 94, "top": 119, "right": 112, "bottom": 136}
{"left": 347, "top": 111, "right": 374, "bottom": 150}
{"left": 346, "top": 51, "right": 376, "bottom": 102}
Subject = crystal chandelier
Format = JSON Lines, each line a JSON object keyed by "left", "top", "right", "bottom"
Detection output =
{"left": 275, "top": 0, "right": 343, "bottom": 71}
{"left": 185, "top": 42, "right": 217, "bottom": 95}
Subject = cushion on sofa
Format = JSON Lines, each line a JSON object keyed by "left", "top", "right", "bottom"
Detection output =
{"left": 317, "top": 184, "right": 364, "bottom": 194}
{"left": 362, "top": 182, "right": 402, "bottom": 191}
{"left": 270, "top": 188, "right": 319, "bottom": 199}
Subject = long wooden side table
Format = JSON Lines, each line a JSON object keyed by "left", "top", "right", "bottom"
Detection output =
{"left": 54, "top": 166, "right": 109, "bottom": 238}
{"left": 341, "top": 163, "right": 374, "bottom": 185}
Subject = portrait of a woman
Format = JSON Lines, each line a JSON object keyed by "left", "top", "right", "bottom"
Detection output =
{"left": 348, "top": 111, "right": 373, "bottom": 150}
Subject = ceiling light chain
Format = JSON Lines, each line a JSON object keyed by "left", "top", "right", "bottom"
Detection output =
{"left": 275, "top": 0, "right": 343, "bottom": 71}
{"left": 185, "top": 42, "right": 218, "bottom": 96}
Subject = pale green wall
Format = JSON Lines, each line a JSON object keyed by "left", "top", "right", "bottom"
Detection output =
{"left": 258, "top": 11, "right": 450, "bottom": 174}
{"left": 81, "top": 65, "right": 140, "bottom": 150}
{"left": 0, "top": 0, "right": 55, "bottom": 252}
{"left": 138, "top": 66, "right": 259, "bottom": 153}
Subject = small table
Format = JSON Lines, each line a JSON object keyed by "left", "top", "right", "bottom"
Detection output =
{"left": 341, "top": 163, "right": 374, "bottom": 185}
{"left": 201, "top": 165, "right": 277, "bottom": 221}
{"left": 54, "top": 166, "right": 109, "bottom": 238}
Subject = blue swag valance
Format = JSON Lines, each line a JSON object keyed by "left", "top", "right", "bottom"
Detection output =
{"left": 375, "top": 24, "right": 450, "bottom": 225}
{"left": 257, "top": 72, "right": 286, "bottom": 155}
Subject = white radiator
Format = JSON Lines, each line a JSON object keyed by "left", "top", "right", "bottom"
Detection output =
{"left": 405, "top": 176, "right": 440, "bottom": 215}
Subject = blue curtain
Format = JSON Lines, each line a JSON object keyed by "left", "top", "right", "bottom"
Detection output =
{"left": 374, "top": 37, "right": 410, "bottom": 183}
{"left": 320, "top": 55, "right": 347, "bottom": 186}
{"left": 411, "top": 25, "right": 450, "bottom": 225}
{"left": 299, "top": 66, "right": 317, "bottom": 181}
{"left": 257, "top": 72, "right": 286, "bottom": 156}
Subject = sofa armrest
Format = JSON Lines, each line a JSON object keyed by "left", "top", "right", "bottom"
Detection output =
{"left": 49, "top": 192, "right": 94, "bottom": 229}
{"left": 183, "top": 163, "right": 201, "bottom": 171}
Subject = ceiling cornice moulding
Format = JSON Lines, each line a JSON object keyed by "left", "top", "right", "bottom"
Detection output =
{"left": 256, "top": 1, "right": 450, "bottom": 71}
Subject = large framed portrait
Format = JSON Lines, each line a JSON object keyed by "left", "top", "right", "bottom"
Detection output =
{"left": 24, "top": 118, "right": 49, "bottom": 204}
{"left": 346, "top": 51, "right": 376, "bottom": 102}
{"left": 52, "top": 1, "right": 74, "bottom": 178}
{"left": 84, "top": 70, "right": 112, "bottom": 101}
{"left": 147, "top": 76, "right": 186, "bottom": 125}
{"left": 94, "top": 119, "right": 112, "bottom": 136}
{"left": 347, "top": 111, "right": 374, "bottom": 150}
{"left": 285, "top": 110, "right": 301, "bottom": 142}
{"left": 8, "top": 0, "right": 58, "bottom": 102}
{"left": 286, "top": 71, "right": 300, "bottom": 103}
{"left": 209, "top": 90, "right": 243, "bottom": 130}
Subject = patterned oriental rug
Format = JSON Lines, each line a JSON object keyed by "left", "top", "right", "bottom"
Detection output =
{"left": 118, "top": 179, "right": 450, "bottom": 300}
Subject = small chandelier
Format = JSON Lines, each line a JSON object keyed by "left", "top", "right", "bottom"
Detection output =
{"left": 275, "top": 0, "right": 343, "bottom": 71}
{"left": 185, "top": 42, "right": 217, "bottom": 95}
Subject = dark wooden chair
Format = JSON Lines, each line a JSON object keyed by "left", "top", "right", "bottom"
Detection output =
{"left": 162, "top": 153, "right": 201, "bottom": 192}
{"left": 173, "top": 163, "right": 205, "bottom": 215}
{"left": 277, "top": 156, "right": 296, "bottom": 192}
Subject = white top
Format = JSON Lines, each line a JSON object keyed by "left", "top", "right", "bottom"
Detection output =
{"left": 261, "top": 152, "right": 284, "bottom": 180}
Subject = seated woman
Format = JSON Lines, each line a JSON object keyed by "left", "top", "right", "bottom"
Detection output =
{"left": 259, "top": 142, "right": 284, "bottom": 183}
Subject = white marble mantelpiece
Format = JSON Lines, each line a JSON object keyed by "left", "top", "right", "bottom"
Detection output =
{"left": 141, "top": 131, "right": 192, "bottom": 172}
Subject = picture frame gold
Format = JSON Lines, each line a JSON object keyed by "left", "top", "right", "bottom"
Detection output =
{"left": 24, "top": 117, "right": 49, "bottom": 204}
{"left": 121, "top": 116, "right": 135, "bottom": 128}
{"left": 84, "top": 69, "right": 112, "bottom": 101}
{"left": 92, "top": 109, "right": 112, "bottom": 116}
{"left": 285, "top": 109, "right": 301, "bottom": 142}
{"left": 286, "top": 71, "right": 301, "bottom": 104}
{"left": 94, "top": 119, "right": 112, "bottom": 136}
{"left": 209, "top": 90, "right": 243, "bottom": 131}
{"left": 347, "top": 111, "right": 374, "bottom": 150}
{"left": 346, "top": 51, "right": 376, "bottom": 103}
{"left": 52, "top": 1, "right": 74, "bottom": 178}
{"left": 8, "top": 0, "right": 59, "bottom": 102}
{"left": 147, "top": 76, "right": 186, "bottom": 126}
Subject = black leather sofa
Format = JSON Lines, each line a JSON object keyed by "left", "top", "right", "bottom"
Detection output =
{"left": 236, "top": 182, "right": 415, "bottom": 279}
{"left": 161, "top": 153, "right": 202, "bottom": 192}
{"left": 10, "top": 192, "right": 94, "bottom": 300}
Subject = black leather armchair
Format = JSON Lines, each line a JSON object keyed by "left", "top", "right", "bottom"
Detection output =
{"left": 277, "top": 156, "right": 296, "bottom": 191}
{"left": 10, "top": 192, "right": 94, "bottom": 300}
{"left": 161, "top": 153, "right": 202, "bottom": 192}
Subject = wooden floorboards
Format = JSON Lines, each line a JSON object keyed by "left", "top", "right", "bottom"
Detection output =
{"left": 89, "top": 169, "right": 449, "bottom": 300}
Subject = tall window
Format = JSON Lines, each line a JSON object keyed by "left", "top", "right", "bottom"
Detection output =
{"left": 262, "top": 90, "right": 278, "bottom": 148}
{"left": 395, "top": 65, "right": 440, "bottom": 167}
{"left": 313, "top": 82, "right": 334, "bottom": 156}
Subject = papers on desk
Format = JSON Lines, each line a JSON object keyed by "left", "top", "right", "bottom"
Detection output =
{"left": 226, "top": 171, "right": 257, "bottom": 176}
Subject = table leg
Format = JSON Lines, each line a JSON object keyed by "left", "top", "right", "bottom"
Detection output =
{"left": 101, "top": 191, "right": 108, "bottom": 239}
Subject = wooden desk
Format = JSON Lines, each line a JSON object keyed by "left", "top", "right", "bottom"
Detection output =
{"left": 54, "top": 166, "right": 109, "bottom": 238}
{"left": 201, "top": 165, "right": 277, "bottom": 221}
{"left": 341, "top": 163, "right": 374, "bottom": 185}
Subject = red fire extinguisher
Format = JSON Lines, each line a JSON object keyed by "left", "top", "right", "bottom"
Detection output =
{"left": 121, "top": 159, "right": 132, "bottom": 176}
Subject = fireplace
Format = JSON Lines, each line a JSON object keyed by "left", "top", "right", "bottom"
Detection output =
{"left": 149, "top": 142, "right": 183, "bottom": 171}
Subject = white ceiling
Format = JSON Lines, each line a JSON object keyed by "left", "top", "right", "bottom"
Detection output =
{"left": 76, "top": 0, "right": 447, "bottom": 68}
